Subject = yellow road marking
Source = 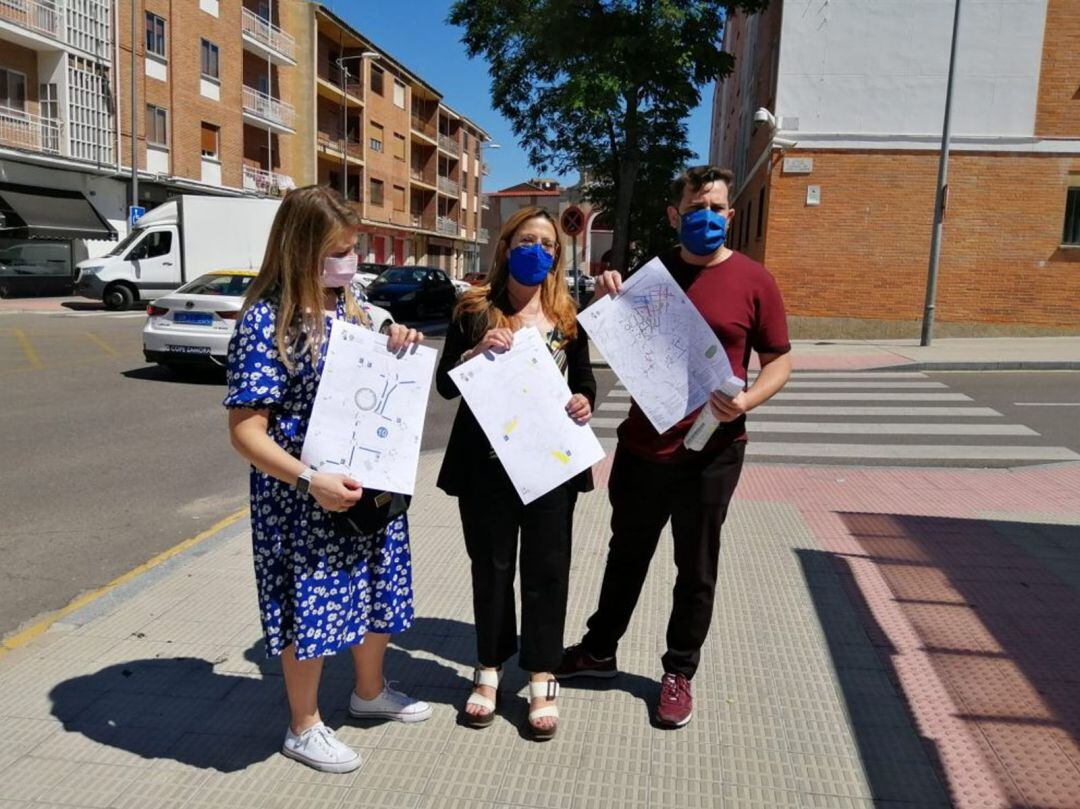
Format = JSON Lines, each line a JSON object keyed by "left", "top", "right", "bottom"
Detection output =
{"left": 86, "top": 330, "right": 118, "bottom": 356}
{"left": 12, "top": 328, "right": 42, "bottom": 369}
{"left": 0, "top": 506, "right": 249, "bottom": 658}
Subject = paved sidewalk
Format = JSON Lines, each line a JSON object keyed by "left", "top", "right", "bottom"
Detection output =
{"left": 2, "top": 449, "right": 1078, "bottom": 808}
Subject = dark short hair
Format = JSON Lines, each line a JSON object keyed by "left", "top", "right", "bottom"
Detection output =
{"left": 670, "top": 165, "right": 735, "bottom": 205}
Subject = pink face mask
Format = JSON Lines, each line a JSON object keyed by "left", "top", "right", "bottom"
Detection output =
{"left": 320, "top": 252, "right": 358, "bottom": 287}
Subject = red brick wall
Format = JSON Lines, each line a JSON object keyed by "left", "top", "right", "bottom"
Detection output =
{"left": 762, "top": 150, "right": 1080, "bottom": 327}
{"left": 1035, "top": 0, "right": 1080, "bottom": 138}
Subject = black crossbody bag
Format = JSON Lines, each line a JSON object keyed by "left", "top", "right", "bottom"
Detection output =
{"left": 331, "top": 490, "right": 411, "bottom": 536}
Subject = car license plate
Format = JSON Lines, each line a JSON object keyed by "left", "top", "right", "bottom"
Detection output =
{"left": 174, "top": 311, "right": 214, "bottom": 326}
{"left": 166, "top": 345, "right": 211, "bottom": 355}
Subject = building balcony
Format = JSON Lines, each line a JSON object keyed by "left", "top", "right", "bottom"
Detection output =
{"left": 0, "top": 105, "right": 61, "bottom": 155}
{"left": 319, "top": 64, "right": 364, "bottom": 101}
{"left": 437, "top": 175, "right": 459, "bottom": 197}
{"left": 410, "top": 165, "right": 436, "bottom": 188}
{"left": 0, "top": 0, "right": 62, "bottom": 43}
{"left": 242, "top": 86, "right": 295, "bottom": 134}
{"left": 243, "top": 164, "right": 294, "bottom": 196}
{"left": 436, "top": 215, "right": 458, "bottom": 237}
{"left": 316, "top": 129, "right": 363, "bottom": 163}
{"left": 478, "top": 227, "right": 489, "bottom": 244}
{"left": 410, "top": 111, "right": 437, "bottom": 140}
{"left": 241, "top": 7, "right": 296, "bottom": 66}
{"left": 438, "top": 132, "right": 460, "bottom": 157}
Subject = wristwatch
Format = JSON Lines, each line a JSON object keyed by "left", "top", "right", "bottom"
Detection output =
{"left": 296, "top": 467, "right": 315, "bottom": 495}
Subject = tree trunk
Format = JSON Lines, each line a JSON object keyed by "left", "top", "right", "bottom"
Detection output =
{"left": 610, "top": 94, "right": 640, "bottom": 273}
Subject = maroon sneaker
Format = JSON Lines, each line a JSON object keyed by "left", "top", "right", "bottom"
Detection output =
{"left": 655, "top": 672, "right": 693, "bottom": 727}
{"left": 554, "top": 644, "right": 618, "bottom": 680}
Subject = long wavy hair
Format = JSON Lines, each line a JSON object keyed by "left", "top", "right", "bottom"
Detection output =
{"left": 454, "top": 206, "right": 578, "bottom": 340}
{"left": 241, "top": 185, "right": 370, "bottom": 370}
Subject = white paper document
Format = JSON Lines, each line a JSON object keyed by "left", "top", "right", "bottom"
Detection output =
{"left": 577, "top": 257, "right": 744, "bottom": 433}
{"left": 301, "top": 320, "right": 437, "bottom": 495}
{"left": 449, "top": 327, "right": 606, "bottom": 504}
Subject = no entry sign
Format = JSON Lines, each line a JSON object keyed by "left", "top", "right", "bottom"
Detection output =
{"left": 560, "top": 205, "right": 585, "bottom": 237}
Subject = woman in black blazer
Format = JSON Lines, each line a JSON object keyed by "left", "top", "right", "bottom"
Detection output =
{"left": 436, "top": 206, "right": 596, "bottom": 741}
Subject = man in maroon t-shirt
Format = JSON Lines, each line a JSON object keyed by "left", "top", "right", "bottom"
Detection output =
{"left": 557, "top": 166, "right": 792, "bottom": 728}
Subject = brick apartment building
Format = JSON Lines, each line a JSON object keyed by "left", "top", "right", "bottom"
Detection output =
{"left": 712, "top": 0, "right": 1080, "bottom": 330}
{"left": 0, "top": 0, "right": 489, "bottom": 289}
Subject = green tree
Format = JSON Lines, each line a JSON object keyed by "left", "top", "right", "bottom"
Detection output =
{"left": 449, "top": 0, "right": 769, "bottom": 272}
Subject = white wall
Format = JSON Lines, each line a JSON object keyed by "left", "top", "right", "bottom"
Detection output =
{"left": 776, "top": 0, "right": 1049, "bottom": 138}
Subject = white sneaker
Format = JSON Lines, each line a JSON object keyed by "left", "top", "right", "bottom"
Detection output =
{"left": 281, "top": 723, "right": 361, "bottom": 773}
{"left": 348, "top": 681, "right": 433, "bottom": 723}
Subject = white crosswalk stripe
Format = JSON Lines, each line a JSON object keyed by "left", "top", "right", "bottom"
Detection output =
{"left": 590, "top": 369, "right": 1076, "bottom": 468}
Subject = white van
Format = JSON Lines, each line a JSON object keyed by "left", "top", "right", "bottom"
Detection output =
{"left": 75, "top": 196, "right": 280, "bottom": 309}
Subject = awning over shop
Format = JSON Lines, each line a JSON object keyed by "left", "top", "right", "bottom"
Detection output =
{"left": 0, "top": 182, "right": 117, "bottom": 241}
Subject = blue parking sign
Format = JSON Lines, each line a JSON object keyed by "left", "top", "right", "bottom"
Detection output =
{"left": 129, "top": 205, "right": 145, "bottom": 227}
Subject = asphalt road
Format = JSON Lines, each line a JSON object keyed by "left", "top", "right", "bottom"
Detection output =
{"left": 0, "top": 306, "right": 468, "bottom": 640}
{"left": 1, "top": 300, "right": 1075, "bottom": 640}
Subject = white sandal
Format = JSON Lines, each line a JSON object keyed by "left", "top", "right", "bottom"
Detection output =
{"left": 464, "top": 667, "right": 501, "bottom": 728}
{"left": 527, "top": 678, "right": 560, "bottom": 741}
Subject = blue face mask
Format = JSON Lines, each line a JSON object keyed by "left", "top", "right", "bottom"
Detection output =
{"left": 679, "top": 208, "right": 728, "bottom": 256}
{"left": 508, "top": 243, "right": 554, "bottom": 286}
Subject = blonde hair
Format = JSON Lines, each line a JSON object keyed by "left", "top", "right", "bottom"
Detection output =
{"left": 242, "top": 185, "right": 370, "bottom": 370}
{"left": 454, "top": 206, "right": 578, "bottom": 340}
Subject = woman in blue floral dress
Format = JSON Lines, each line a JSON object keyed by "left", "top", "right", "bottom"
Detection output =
{"left": 225, "top": 186, "right": 429, "bottom": 774}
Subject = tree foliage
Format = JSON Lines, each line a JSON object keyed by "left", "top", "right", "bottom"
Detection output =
{"left": 449, "top": 0, "right": 770, "bottom": 270}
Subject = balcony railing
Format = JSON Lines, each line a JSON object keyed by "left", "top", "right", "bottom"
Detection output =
{"left": 0, "top": 105, "right": 61, "bottom": 154}
{"left": 438, "top": 133, "right": 459, "bottom": 156}
{"left": 322, "top": 64, "right": 364, "bottom": 99}
{"left": 0, "top": 0, "right": 61, "bottom": 39}
{"left": 243, "top": 165, "right": 294, "bottom": 196}
{"left": 436, "top": 216, "right": 458, "bottom": 236}
{"left": 242, "top": 86, "right": 295, "bottom": 129}
{"left": 410, "top": 111, "right": 436, "bottom": 139}
{"left": 241, "top": 7, "right": 296, "bottom": 62}
{"left": 437, "top": 175, "right": 459, "bottom": 197}
{"left": 410, "top": 165, "right": 435, "bottom": 186}
{"left": 478, "top": 228, "right": 489, "bottom": 243}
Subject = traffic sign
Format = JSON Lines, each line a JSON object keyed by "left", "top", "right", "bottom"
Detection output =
{"left": 129, "top": 205, "right": 146, "bottom": 227}
{"left": 560, "top": 205, "right": 585, "bottom": 237}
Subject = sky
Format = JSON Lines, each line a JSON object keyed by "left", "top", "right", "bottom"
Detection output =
{"left": 325, "top": 0, "right": 716, "bottom": 193}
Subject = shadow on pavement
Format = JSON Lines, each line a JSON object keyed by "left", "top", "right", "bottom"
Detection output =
{"left": 122, "top": 365, "right": 225, "bottom": 386}
{"left": 804, "top": 512, "right": 1080, "bottom": 807}
{"left": 797, "top": 548, "right": 952, "bottom": 805}
{"left": 48, "top": 635, "right": 463, "bottom": 772}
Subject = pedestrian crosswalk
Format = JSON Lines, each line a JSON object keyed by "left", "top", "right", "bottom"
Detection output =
{"left": 591, "top": 370, "right": 1080, "bottom": 467}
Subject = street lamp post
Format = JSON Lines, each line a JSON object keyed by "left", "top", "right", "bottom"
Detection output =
{"left": 336, "top": 51, "right": 378, "bottom": 201}
{"left": 921, "top": 0, "right": 963, "bottom": 347}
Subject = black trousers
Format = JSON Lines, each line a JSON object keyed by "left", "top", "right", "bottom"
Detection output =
{"left": 581, "top": 441, "right": 746, "bottom": 679}
{"left": 459, "top": 476, "right": 577, "bottom": 673}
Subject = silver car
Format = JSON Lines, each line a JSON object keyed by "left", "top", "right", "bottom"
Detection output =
{"left": 142, "top": 270, "right": 395, "bottom": 370}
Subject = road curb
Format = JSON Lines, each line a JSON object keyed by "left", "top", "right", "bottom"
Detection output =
{"left": 0, "top": 507, "right": 249, "bottom": 660}
{"left": 589, "top": 360, "right": 1080, "bottom": 372}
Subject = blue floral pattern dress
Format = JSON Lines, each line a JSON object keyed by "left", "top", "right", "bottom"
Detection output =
{"left": 224, "top": 294, "right": 414, "bottom": 660}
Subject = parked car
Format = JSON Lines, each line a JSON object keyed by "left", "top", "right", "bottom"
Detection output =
{"left": 462, "top": 271, "right": 487, "bottom": 286}
{"left": 142, "top": 269, "right": 394, "bottom": 370}
{"left": 354, "top": 262, "right": 390, "bottom": 290}
{"left": 0, "top": 241, "right": 73, "bottom": 298}
{"left": 451, "top": 278, "right": 471, "bottom": 296}
{"left": 364, "top": 266, "right": 456, "bottom": 321}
